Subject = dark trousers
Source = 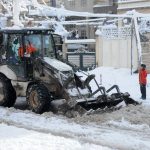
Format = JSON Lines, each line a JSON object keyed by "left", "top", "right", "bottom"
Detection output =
{"left": 140, "top": 84, "right": 146, "bottom": 99}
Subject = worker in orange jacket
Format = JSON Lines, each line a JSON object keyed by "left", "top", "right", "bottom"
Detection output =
{"left": 26, "top": 41, "right": 37, "bottom": 54}
{"left": 18, "top": 41, "right": 37, "bottom": 57}
{"left": 139, "top": 64, "right": 147, "bottom": 100}
{"left": 18, "top": 46, "right": 24, "bottom": 57}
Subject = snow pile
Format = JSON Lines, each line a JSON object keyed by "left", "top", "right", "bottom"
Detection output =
{"left": 73, "top": 104, "right": 150, "bottom": 126}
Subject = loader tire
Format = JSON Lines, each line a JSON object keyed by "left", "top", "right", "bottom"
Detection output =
{"left": 0, "top": 75, "right": 16, "bottom": 107}
{"left": 27, "top": 84, "right": 51, "bottom": 114}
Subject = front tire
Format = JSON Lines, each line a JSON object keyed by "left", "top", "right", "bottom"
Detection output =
{"left": 27, "top": 84, "right": 51, "bottom": 113}
{"left": 0, "top": 75, "right": 16, "bottom": 107}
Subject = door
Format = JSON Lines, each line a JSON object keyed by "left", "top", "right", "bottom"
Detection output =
{"left": 6, "top": 34, "right": 26, "bottom": 80}
{"left": 52, "top": 34, "right": 63, "bottom": 58}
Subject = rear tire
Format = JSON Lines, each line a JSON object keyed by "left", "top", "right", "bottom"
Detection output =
{"left": 0, "top": 75, "right": 16, "bottom": 107}
{"left": 27, "top": 83, "right": 51, "bottom": 113}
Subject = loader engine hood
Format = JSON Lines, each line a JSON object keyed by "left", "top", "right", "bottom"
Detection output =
{"left": 44, "top": 57, "right": 72, "bottom": 72}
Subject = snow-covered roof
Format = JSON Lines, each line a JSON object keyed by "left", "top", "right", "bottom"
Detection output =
{"left": 93, "top": 4, "right": 112, "bottom": 8}
{"left": 118, "top": 4, "right": 150, "bottom": 10}
{"left": 65, "top": 39, "right": 96, "bottom": 44}
{"left": 28, "top": 5, "right": 130, "bottom": 18}
{"left": 67, "top": 44, "right": 85, "bottom": 50}
{"left": 118, "top": 0, "right": 144, "bottom": 4}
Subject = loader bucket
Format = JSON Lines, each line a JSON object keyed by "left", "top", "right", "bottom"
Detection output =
{"left": 76, "top": 92, "right": 140, "bottom": 111}
{"left": 76, "top": 95, "right": 122, "bottom": 111}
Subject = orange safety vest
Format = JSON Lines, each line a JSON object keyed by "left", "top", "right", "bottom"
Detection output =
{"left": 18, "top": 44, "right": 37, "bottom": 57}
{"left": 26, "top": 44, "right": 37, "bottom": 54}
{"left": 18, "top": 47, "right": 24, "bottom": 57}
{"left": 139, "top": 69, "right": 147, "bottom": 85}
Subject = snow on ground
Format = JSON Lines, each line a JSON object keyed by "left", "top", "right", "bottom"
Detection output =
{"left": 0, "top": 123, "right": 108, "bottom": 150}
{"left": 0, "top": 67, "right": 150, "bottom": 150}
{"left": 0, "top": 106, "right": 150, "bottom": 150}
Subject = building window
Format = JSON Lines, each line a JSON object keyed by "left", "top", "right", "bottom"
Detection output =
{"left": 68, "top": 24, "right": 76, "bottom": 30}
{"left": 50, "top": 0, "right": 56, "bottom": 7}
{"left": 81, "top": 30, "right": 86, "bottom": 39}
{"left": 81, "top": 0, "right": 87, "bottom": 7}
{"left": 69, "top": 0, "right": 75, "bottom": 8}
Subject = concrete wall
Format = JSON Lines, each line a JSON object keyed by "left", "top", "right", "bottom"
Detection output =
{"left": 96, "top": 36, "right": 138, "bottom": 69}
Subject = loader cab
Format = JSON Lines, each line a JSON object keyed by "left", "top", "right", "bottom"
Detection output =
{"left": 0, "top": 29, "right": 56, "bottom": 81}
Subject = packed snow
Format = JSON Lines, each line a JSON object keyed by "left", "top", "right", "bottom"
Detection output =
{"left": 0, "top": 67, "right": 150, "bottom": 150}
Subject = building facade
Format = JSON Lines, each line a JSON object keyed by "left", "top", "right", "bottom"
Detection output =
{"left": 118, "top": 0, "right": 150, "bottom": 14}
{"left": 93, "top": 0, "right": 118, "bottom": 14}
{"left": 60, "top": 0, "right": 95, "bottom": 40}
{"left": 62, "top": 0, "right": 94, "bottom": 12}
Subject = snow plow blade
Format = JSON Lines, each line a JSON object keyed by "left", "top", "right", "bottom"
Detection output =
{"left": 76, "top": 92, "right": 139, "bottom": 111}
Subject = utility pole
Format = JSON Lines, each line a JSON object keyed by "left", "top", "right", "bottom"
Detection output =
{"left": 131, "top": 18, "right": 134, "bottom": 75}
{"left": 133, "top": 12, "right": 142, "bottom": 65}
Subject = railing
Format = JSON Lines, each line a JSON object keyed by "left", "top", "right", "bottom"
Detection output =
{"left": 101, "top": 26, "right": 131, "bottom": 40}
{"left": 67, "top": 52, "right": 96, "bottom": 71}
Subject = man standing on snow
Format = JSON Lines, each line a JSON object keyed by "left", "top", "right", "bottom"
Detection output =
{"left": 139, "top": 64, "right": 147, "bottom": 100}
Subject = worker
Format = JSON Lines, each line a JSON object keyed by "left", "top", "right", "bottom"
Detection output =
{"left": 18, "top": 46, "right": 24, "bottom": 57}
{"left": 139, "top": 64, "right": 147, "bottom": 100}
{"left": 26, "top": 40, "right": 37, "bottom": 54}
{"left": 19, "top": 40, "right": 37, "bottom": 58}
